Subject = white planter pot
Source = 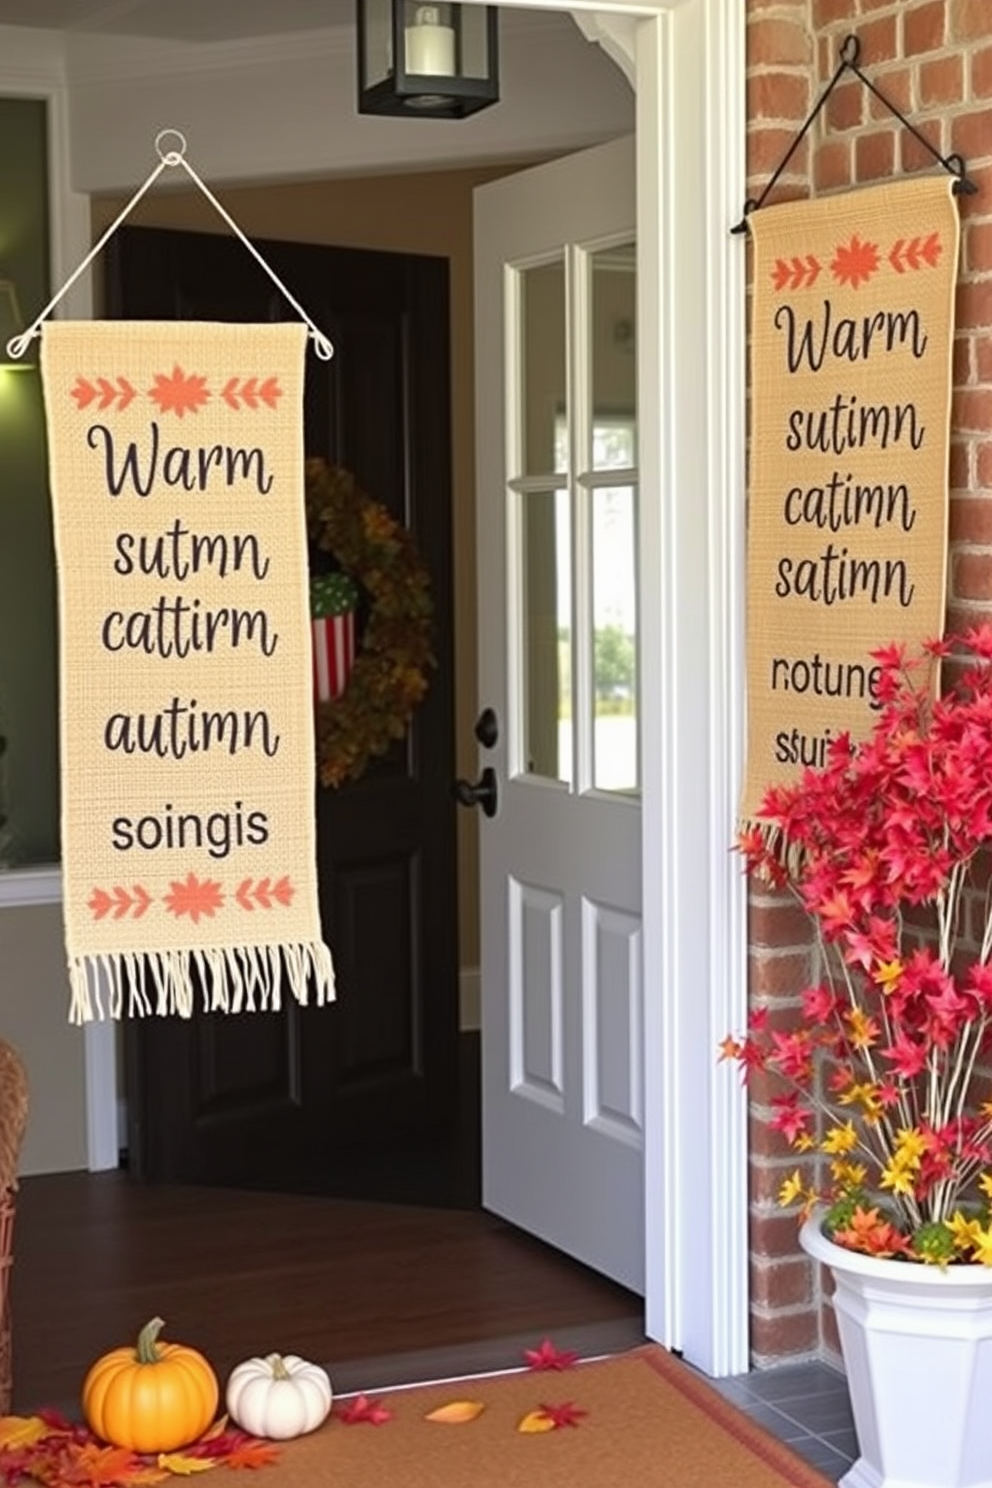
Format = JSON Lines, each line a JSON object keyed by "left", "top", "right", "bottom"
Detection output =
{"left": 801, "top": 1212, "right": 992, "bottom": 1488}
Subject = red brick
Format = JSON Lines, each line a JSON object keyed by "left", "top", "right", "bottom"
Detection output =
{"left": 957, "top": 279, "right": 992, "bottom": 330}
{"left": 825, "top": 79, "right": 865, "bottom": 131}
{"left": 750, "top": 1115, "right": 805, "bottom": 1161}
{"left": 812, "top": 0, "right": 856, "bottom": 23}
{"left": 953, "top": 551, "right": 992, "bottom": 603}
{"left": 858, "top": 14, "right": 898, "bottom": 65}
{"left": 978, "top": 441, "right": 992, "bottom": 487}
{"left": 950, "top": 497, "right": 992, "bottom": 544}
{"left": 748, "top": 897, "right": 814, "bottom": 948}
{"left": 950, "top": 437, "right": 972, "bottom": 489}
{"left": 951, "top": 0, "right": 992, "bottom": 42}
{"left": 868, "top": 66, "right": 912, "bottom": 122}
{"left": 748, "top": 72, "right": 810, "bottom": 121}
{"left": 747, "top": 1064, "right": 796, "bottom": 1108}
{"left": 901, "top": 118, "right": 945, "bottom": 174}
{"left": 750, "top": 1309, "right": 819, "bottom": 1360}
{"left": 814, "top": 138, "right": 852, "bottom": 192}
{"left": 750, "top": 1209, "right": 807, "bottom": 1261}
{"left": 977, "top": 337, "right": 992, "bottom": 383}
{"left": 903, "top": 1, "right": 947, "bottom": 56}
{"left": 951, "top": 109, "right": 992, "bottom": 170}
{"left": 855, "top": 129, "right": 895, "bottom": 182}
{"left": 750, "top": 950, "right": 812, "bottom": 998}
{"left": 960, "top": 163, "right": 992, "bottom": 219}
{"left": 749, "top": 1159, "right": 817, "bottom": 1208}
{"left": 748, "top": 127, "right": 810, "bottom": 182}
{"left": 748, "top": 17, "right": 813, "bottom": 67}
{"left": 956, "top": 387, "right": 992, "bottom": 431}
{"left": 751, "top": 1257, "right": 814, "bottom": 1309}
{"left": 968, "top": 223, "right": 992, "bottom": 275}
{"left": 954, "top": 333, "right": 974, "bottom": 388}
{"left": 920, "top": 54, "right": 964, "bottom": 108}
{"left": 973, "top": 45, "right": 992, "bottom": 99}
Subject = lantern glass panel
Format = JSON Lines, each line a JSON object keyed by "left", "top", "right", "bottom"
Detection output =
{"left": 362, "top": 0, "right": 394, "bottom": 89}
{"left": 457, "top": 6, "right": 493, "bottom": 80}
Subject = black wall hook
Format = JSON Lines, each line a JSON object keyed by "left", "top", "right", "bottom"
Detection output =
{"left": 732, "top": 32, "right": 976, "bottom": 235}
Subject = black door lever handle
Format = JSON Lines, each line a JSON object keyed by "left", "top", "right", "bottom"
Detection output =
{"left": 453, "top": 766, "right": 498, "bottom": 818}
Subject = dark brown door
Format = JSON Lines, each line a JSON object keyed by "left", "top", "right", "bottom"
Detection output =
{"left": 107, "top": 225, "right": 466, "bottom": 1203}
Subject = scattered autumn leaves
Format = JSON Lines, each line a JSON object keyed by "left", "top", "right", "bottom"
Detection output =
{"left": 1, "top": 1339, "right": 591, "bottom": 1484}
{"left": 0, "top": 1411, "right": 277, "bottom": 1486}
{"left": 333, "top": 1337, "right": 589, "bottom": 1438}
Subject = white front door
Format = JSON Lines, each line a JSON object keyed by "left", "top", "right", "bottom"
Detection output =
{"left": 474, "top": 136, "right": 643, "bottom": 1293}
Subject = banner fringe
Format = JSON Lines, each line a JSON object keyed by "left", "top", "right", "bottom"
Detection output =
{"left": 67, "top": 942, "right": 336, "bottom": 1024}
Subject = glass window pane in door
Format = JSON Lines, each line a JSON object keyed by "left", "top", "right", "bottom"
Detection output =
{"left": 591, "top": 242, "right": 636, "bottom": 471}
{"left": 592, "top": 485, "right": 638, "bottom": 793}
{"left": 519, "top": 488, "right": 571, "bottom": 784}
{"left": 520, "top": 259, "right": 567, "bottom": 476}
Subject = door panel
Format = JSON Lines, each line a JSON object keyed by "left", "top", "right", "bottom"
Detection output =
{"left": 108, "top": 225, "right": 462, "bottom": 1199}
{"left": 474, "top": 137, "right": 644, "bottom": 1290}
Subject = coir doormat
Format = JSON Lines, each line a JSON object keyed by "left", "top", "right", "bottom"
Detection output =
{"left": 265, "top": 1345, "right": 836, "bottom": 1487}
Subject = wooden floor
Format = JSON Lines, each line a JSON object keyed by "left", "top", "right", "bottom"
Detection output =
{"left": 10, "top": 1171, "right": 644, "bottom": 1412}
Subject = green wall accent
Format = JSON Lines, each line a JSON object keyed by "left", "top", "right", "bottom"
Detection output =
{"left": 0, "top": 96, "right": 58, "bottom": 865}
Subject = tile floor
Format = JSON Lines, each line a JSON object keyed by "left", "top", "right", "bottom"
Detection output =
{"left": 712, "top": 1360, "right": 857, "bottom": 1483}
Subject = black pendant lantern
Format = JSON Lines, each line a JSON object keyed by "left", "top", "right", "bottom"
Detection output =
{"left": 357, "top": 0, "right": 499, "bottom": 119}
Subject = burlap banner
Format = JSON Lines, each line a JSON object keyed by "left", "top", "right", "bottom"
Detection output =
{"left": 41, "top": 321, "right": 335, "bottom": 1021}
{"left": 741, "top": 176, "right": 960, "bottom": 821}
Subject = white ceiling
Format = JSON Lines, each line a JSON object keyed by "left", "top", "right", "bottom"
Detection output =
{"left": 0, "top": 0, "right": 356, "bottom": 41}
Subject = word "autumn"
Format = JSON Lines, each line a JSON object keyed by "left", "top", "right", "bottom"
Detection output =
{"left": 87, "top": 421, "right": 274, "bottom": 497}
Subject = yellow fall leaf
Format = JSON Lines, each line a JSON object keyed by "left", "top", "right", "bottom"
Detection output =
{"left": 424, "top": 1400, "right": 486, "bottom": 1424}
{"left": 0, "top": 1416, "right": 53, "bottom": 1450}
{"left": 517, "top": 1410, "right": 556, "bottom": 1434}
{"left": 196, "top": 1416, "right": 229, "bottom": 1442}
{"left": 156, "top": 1451, "right": 218, "bottom": 1475}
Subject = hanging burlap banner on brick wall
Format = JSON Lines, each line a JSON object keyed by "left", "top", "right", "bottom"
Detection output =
{"left": 41, "top": 321, "right": 334, "bottom": 1022}
{"left": 741, "top": 176, "right": 960, "bottom": 822}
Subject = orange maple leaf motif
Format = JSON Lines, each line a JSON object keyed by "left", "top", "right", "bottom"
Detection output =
{"left": 163, "top": 872, "right": 224, "bottom": 924}
{"left": 830, "top": 234, "right": 880, "bottom": 289}
{"left": 148, "top": 365, "right": 211, "bottom": 417}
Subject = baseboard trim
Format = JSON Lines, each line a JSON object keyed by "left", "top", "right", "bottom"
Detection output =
{"left": 459, "top": 967, "right": 480, "bottom": 1032}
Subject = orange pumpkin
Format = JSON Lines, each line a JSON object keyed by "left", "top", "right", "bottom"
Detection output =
{"left": 82, "top": 1316, "right": 219, "bottom": 1453}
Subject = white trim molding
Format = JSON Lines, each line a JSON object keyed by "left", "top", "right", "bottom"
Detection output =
{"left": 634, "top": 0, "right": 749, "bottom": 1376}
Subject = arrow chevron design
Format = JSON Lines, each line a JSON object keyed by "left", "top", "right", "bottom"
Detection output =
{"left": 71, "top": 375, "right": 137, "bottom": 412}
{"left": 222, "top": 375, "right": 283, "bottom": 411}
{"left": 87, "top": 884, "right": 152, "bottom": 921}
{"left": 235, "top": 875, "right": 295, "bottom": 911}
{"left": 771, "top": 254, "right": 822, "bottom": 292}
{"left": 888, "top": 232, "right": 942, "bottom": 273}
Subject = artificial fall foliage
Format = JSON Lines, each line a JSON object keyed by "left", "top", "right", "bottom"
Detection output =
{"left": 0, "top": 1410, "right": 278, "bottom": 1486}
{"left": 422, "top": 1402, "right": 485, "bottom": 1424}
{"left": 522, "top": 1339, "right": 579, "bottom": 1371}
{"left": 726, "top": 627, "right": 992, "bottom": 1263}
{"left": 333, "top": 1396, "right": 393, "bottom": 1427}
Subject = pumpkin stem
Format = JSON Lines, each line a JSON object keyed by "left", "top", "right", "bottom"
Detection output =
{"left": 267, "top": 1354, "right": 292, "bottom": 1381}
{"left": 136, "top": 1316, "right": 166, "bottom": 1365}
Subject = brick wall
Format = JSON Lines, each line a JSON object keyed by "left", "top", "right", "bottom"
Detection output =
{"left": 744, "top": 0, "right": 992, "bottom": 1367}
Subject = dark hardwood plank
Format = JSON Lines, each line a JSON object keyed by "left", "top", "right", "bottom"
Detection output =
{"left": 10, "top": 1172, "right": 642, "bottom": 1411}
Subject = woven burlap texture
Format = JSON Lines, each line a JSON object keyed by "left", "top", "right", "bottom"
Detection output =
{"left": 41, "top": 321, "right": 334, "bottom": 1019}
{"left": 741, "top": 176, "right": 959, "bottom": 820}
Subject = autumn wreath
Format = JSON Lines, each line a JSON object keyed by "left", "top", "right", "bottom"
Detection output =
{"left": 305, "top": 458, "right": 434, "bottom": 787}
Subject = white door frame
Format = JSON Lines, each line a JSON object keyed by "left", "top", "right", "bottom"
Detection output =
{"left": 5, "top": 0, "right": 749, "bottom": 1378}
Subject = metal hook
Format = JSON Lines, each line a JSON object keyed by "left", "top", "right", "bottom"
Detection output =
{"left": 838, "top": 34, "right": 861, "bottom": 67}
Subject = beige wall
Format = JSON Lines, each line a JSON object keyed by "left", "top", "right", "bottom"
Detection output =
{"left": 93, "top": 162, "right": 539, "bottom": 970}
{"left": 0, "top": 903, "right": 87, "bottom": 1175}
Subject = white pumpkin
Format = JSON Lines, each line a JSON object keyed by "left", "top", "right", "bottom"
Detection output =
{"left": 226, "top": 1353, "right": 333, "bottom": 1440}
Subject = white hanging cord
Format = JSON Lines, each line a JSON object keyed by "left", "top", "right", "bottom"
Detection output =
{"left": 5, "top": 129, "right": 334, "bottom": 363}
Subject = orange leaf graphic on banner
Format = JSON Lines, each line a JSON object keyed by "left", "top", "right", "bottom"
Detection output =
{"left": 148, "top": 366, "right": 211, "bottom": 417}
{"left": 163, "top": 873, "right": 224, "bottom": 924}
{"left": 830, "top": 234, "right": 880, "bottom": 289}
